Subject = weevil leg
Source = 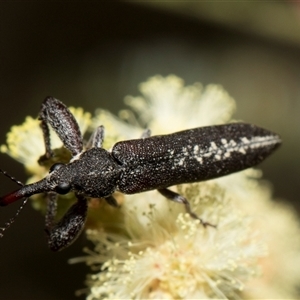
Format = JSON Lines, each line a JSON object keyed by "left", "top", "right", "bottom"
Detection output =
{"left": 141, "top": 129, "right": 151, "bottom": 138}
{"left": 86, "top": 125, "right": 105, "bottom": 149}
{"left": 157, "top": 188, "right": 216, "bottom": 228}
{"left": 38, "top": 97, "right": 83, "bottom": 159}
{"left": 45, "top": 192, "right": 58, "bottom": 230}
{"left": 105, "top": 195, "right": 119, "bottom": 207}
{"left": 45, "top": 194, "right": 88, "bottom": 251}
{"left": 39, "top": 119, "right": 54, "bottom": 159}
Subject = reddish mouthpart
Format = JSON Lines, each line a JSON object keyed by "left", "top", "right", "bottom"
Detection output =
{"left": 0, "top": 189, "right": 24, "bottom": 206}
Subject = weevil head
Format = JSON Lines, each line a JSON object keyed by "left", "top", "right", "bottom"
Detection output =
{"left": 0, "top": 148, "right": 121, "bottom": 206}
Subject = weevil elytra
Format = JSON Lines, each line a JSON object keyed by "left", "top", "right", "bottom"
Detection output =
{"left": 0, "top": 97, "right": 281, "bottom": 251}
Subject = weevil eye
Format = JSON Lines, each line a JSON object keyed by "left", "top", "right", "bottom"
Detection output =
{"left": 49, "top": 163, "right": 64, "bottom": 173}
{"left": 55, "top": 182, "right": 71, "bottom": 195}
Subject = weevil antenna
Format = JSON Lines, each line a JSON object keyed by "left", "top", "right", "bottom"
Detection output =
{"left": 0, "top": 197, "right": 29, "bottom": 237}
{"left": 0, "top": 169, "right": 24, "bottom": 187}
{"left": 0, "top": 169, "right": 28, "bottom": 237}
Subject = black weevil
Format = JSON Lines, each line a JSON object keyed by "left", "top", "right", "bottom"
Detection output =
{"left": 0, "top": 97, "right": 281, "bottom": 251}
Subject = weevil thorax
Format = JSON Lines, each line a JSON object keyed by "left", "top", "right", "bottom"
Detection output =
{"left": 48, "top": 148, "right": 122, "bottom": 198}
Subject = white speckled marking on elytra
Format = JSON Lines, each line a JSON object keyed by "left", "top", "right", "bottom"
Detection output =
{"left": 182, "top": 147, "right": 189, "bottom": 157}
{"left": 168, "top": 149, "right": 175, "bottom": 155}
{"left": 178, "top": 157, "right": 185, "bottom": 166}
{"left": 193, "top": 145, "right": 199, "bottom": 155}
{"left": 173, "top": 135, "right": 279, "bottom": 167}
{"left": 195, "top": 156, "right": 203, "bottom": 164}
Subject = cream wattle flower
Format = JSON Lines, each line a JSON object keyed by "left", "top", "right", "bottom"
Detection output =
{"left": 2, "top": 75, "right": 300, "bottom": 299}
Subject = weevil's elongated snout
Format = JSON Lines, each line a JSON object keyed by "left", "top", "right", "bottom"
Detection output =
{"left": 0, "top": 178, "right": 50, "bottom": 206}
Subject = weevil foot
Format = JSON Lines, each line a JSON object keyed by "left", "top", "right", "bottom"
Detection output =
{"left": 105, "top": 195, "right": 119, "bottom": 207}
{"left": 157, "top": 188, "right": 216, "bottom": 228}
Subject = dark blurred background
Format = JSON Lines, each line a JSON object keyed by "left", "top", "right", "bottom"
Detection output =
{"left": 1, "top": 2, "right": 300, "bottom": 299}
